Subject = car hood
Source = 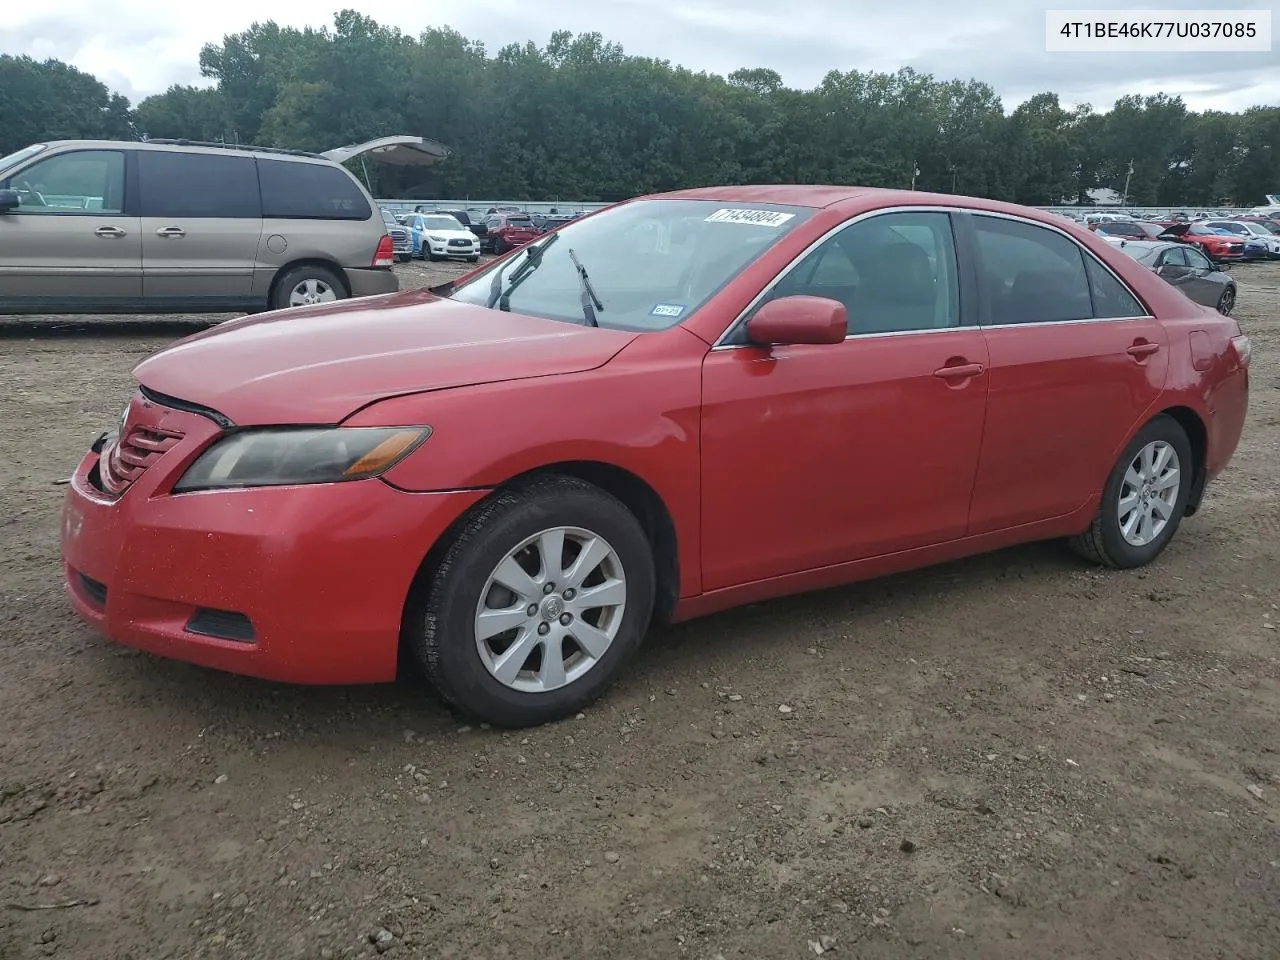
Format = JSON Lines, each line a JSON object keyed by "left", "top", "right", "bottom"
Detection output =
{"left": 426, "top": 229, "right": 475, "bottom": 241}
{"left": 133, "top": 291, "right": 637, "bottom": 425}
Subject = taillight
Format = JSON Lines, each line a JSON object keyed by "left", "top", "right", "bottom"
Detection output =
{"left": 372, "top": 235, "right": 394, "bottom": 268}
{"left": 1230, "top": 334, "right": 1251, "bottom": 367}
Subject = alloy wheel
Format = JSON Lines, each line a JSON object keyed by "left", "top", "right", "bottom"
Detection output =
{"left": 1117, "top": 440, "right": 1181, "bottom": 547}
{"left": 474, "top": 526, "right": 627, "bottom": 693}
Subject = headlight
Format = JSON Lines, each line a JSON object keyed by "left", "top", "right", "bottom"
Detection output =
{"left": 429, "top": 235, "right": 446, "bottom": 242}
{"left": 173, "top": 427, "right": 430, "bottom": 492}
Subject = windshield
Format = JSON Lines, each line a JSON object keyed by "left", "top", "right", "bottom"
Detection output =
{"left": 448, "top": 198, "right": 813, "bottom": 331}
{"left": 0, "top": 143, "right": 48, "bottom": 177}
{"left": 424, "top": 215, "right": 464, "bottom": 230}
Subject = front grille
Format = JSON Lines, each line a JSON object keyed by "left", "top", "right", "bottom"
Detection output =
{"left": 78, "top": 573, "right": 108, "bottom": 608}
{"left": 387, "top": 228, "right": 408, "bottom": 241}
{"left": 186, "top": 608, "right": 255, "bottom": 643}
{"left": 99, "top": 421, "right": 184, "bottom": 496}
{"left": 448, "top": 238, "right": 473, "bottom": 247}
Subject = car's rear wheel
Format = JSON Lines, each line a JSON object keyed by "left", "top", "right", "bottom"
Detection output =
{"left": 493, "top": 237, "right": 509, "bottom": 254}
{"left": 272, "top": 265, "right": 346, "bottom": 311}
{"left": 412, "top": 476, "right": 655, "bottom": 728}
{"left": 1068, "top": 414, "right": 1193, "bottom": 569}
{"left": 1217, "top": 285, "right": 1236, "bottom": 315}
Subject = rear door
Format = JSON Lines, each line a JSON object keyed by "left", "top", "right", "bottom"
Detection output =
{"left": 961, "top": 212, "right": 1168, "bottom": 534}
{"left": 137, "top": 149, "right": 262, "bottom": 309}
{"left": 0, "top": 147, "right": 140, "bottom": 311}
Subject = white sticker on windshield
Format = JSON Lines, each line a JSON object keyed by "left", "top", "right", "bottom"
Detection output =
{"left": 704, "top": 208, "right": 795, "bottom": 227}
{"left": 650, "top": 303, "right": 686, "bottom": 318}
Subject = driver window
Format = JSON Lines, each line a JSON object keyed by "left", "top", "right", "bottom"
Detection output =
{"left": 766, "top": 210, "right": 960, "bottom": 335}
{"left": 1184, "top": 247, "right": 1211, "bottom": 271}
{"left": 2, "top": 150, "right": 126, "bottom": 214}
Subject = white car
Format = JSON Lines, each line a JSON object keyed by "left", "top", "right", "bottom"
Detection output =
{"left": 405, "top": 213, "right": 481, "bottom": 263}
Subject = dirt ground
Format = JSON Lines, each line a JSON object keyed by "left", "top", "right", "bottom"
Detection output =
{"left": 1, "top": 257, "right": 1278, "bottom": 960}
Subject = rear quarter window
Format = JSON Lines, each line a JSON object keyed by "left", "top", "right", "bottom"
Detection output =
{"left": 258, "top": 159, "right": 372, "bottom": 221}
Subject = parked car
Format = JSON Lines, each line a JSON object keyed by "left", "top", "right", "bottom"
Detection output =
{"left": 1093, "top": 220, "right": 1163, "bottom": 241}
{"left": 1157, "top": 222, "right": 1246, "bottom": 262}
{"left": 431, "top": 208, "right": 488, "bottom": 244}
{"left": 482, "top": 213, "right": 541, "bottom": 253}
{"left": 0, "top": 139, "right": 399, "bottom": 314}
{"left": 403, "top": 213, "right": 480, "bottom": 262}
{"left": 380, "top": 208, "right": 413, "bottom": 263}
{"left": 1200, "top": 220, "right": 1280, "bottom": 260}
{"left": 533, "top": 213, "right": 579, "bottom": 234}
{"left": 61, "top": 186, "right": 1251, "bottom": 728}
{"left": 1109, "top": 238, "right": 1237, "bottom": 314}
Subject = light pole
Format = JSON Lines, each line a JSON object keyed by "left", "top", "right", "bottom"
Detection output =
{"left": 1121, "top": 159, "right": 1134, "bottom": 206}
{"left": 910, "top": 162, "right": 920, "bottom": 191}
{"left": 949, "top": 163, "right": 957, "bottom": 193}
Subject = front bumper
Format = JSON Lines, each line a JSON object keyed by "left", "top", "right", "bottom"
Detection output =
{"left": 346, "top": 267, "right": 399, "bottom": 298}
{"left": 427, "top": 240, "right": 480, "bottom": 259}
{"left": 61, "top": 444, "right": 485, "bottom": 684}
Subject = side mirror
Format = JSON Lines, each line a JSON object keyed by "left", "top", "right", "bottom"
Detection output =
{"left": 0, "top": 188, "right": 19, "bottom": 213}
{"left": 745, "top": 295, "right": 847, "bottom": 346}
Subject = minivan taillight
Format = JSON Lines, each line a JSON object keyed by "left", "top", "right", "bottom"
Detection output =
{"left": 373, "top": 235, "right": 395, "bottom": 268}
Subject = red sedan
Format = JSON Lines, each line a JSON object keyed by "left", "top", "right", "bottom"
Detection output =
{"left": 62, "top": 186, "right": 1251, "bottom": 727}
{"left": 1158, "top": 222, "right": 1246, "bottom": 262}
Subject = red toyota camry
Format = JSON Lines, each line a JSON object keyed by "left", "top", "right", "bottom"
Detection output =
{"left": 61, "top": 186, "right": 1251, "bottom": 728}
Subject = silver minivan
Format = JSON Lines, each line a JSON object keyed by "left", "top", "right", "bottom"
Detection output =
{"left": 0, "top": 139, "right": 400, "bottom": 315}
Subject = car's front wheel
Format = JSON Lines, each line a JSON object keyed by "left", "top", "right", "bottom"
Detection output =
{"left": 412, "top": 476, "right": 655, "bottom": 727}
{"left": 1068, "top": 414, "right": 1193, "bottom": 569}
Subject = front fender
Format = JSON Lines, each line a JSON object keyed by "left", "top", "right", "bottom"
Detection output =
{"left": 343, "top": 329, "right": 709, "bottom": 598}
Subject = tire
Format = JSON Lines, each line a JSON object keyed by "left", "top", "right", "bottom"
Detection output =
{"left": 422, "top": 242, "right": 439, "bottom": 263}
{"left": 1217, "top": 285, "right": 1236, "bottom": 316}
{"left": 468, "top": 255, "right": 480, "bottom": 263}
{"left": 396, "top": 254, "right": 411, "bottom": 264}
{"left": 493, "top": 238, "right": 509, "bottom": 255}
{"left": 413, "top": 475, "right": 655, "bottom": 727}
{"left": 1068, "top": 414, "right": 1194, "bottom": 569}
{"left": 271, "top": 264, "right": 347, "bottom": 311}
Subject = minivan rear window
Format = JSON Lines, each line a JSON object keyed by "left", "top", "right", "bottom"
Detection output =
{"left": 137, "top": 150, "right": 261, "bottom": 218}
{"left": 258, "top": 159, "right": 372, "bottom": 221}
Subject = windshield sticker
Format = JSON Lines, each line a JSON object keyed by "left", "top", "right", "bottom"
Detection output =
{"left": 650, "top": 303, "right": 686, "bottom": 318}
{"left": 704, "top": 208, "right": 795, "bottom": 227}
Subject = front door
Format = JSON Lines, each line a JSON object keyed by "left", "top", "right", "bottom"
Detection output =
{"left": 699, "top": 210, "right": 989, "bottom": 591}
{"left": 963, "top": 212, "right": 1169, "bottom": 533}
{"left": 137, "top": 149, "right": 262, "bottom": 308}
{"left": 0, "top": 148, "right": 140, "bottom": 311}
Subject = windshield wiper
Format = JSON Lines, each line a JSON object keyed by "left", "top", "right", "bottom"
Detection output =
{"left": 567, "top": 248, "right": 603, "bottom": 327}
{"left": 485, "top": 234, "right": 560, "bottom": 310}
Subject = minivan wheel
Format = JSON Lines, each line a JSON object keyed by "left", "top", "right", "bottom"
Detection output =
{"left": 272, "top": 265, "right": 346, "bottom": 310}
{"left": 1068, "top": 414, "right": 1193, "bottom": 569}
{"left": 413, "top": 475, "right": 655, "bottom": 728}
{"left": 1217, "top": 285, "right": 1236, "bottom": 315}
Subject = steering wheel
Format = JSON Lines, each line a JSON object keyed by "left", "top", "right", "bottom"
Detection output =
{"left": 17, "top": 179, "right": 46, "bottom": 206}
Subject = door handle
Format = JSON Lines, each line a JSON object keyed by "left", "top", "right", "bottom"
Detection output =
{"left": 155, "top": 226, "right": 186, "bottom": 237}
{"left": 1127, "top": 341, "right": 1160, "bottom": 359}
{"left": 933, "top": 362, "right": 984, "bottom": 380}
{"left": 94, "top": 225, "right": 126, "bottom": 238}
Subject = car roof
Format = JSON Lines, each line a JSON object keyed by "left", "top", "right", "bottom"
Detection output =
{"left": 641, "top": 185, "right": 1085, "bottom": 224}
{"left": 34, "top": 139, "right": 331, "bottom": 164}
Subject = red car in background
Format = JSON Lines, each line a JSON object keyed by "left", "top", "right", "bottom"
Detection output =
{"left": 1158, "top": 222, "right": 1246, "bottom": 262}
{"left": 482, "top": 213, "right": 542, "bottom": 253}
{"left": 61, "top": 186, "right": 1251, "bottom": 728}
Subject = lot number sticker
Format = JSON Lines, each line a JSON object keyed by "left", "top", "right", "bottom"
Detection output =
{"left": 704, "top": 208, "right": 795, "bottom": 227}
{"left": 650, "top": 303, "right": 686, "bottom": 318}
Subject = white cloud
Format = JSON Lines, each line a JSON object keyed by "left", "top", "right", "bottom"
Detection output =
{"left": 3, "top": 0, "right": 1277, "bottom": 112}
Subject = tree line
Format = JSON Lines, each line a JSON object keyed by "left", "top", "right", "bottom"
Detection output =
{"left": 2, "top": 10, "right": 1277, "bottom": 206}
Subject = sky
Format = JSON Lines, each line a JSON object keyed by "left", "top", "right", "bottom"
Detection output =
{"left": 3, "top": 0, "right": 1278, "bottom": 114}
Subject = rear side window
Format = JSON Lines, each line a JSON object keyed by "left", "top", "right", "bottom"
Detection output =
{"left": 1084, "top": 257, "right": 1145, "bottom": 318}
{"left": 138, "top": 151, "right": 261, "bottom": 218}
{"left": 258, "top": 159, "right": 371, "bottom": 220}
{"left": 972, "top": 215, "right": 1093, "bottom": 324}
